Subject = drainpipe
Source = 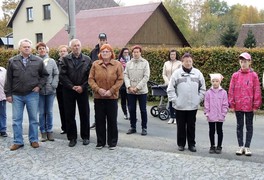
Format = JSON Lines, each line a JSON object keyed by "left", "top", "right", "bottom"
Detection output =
{"left": 67, "top": 0, "right": 76, "bottom": 41}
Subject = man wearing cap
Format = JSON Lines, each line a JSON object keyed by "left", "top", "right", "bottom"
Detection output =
{"left": 90, "top": 33, "right": 108, "bottom": 129}
{"left": 90, "top": 33, "right": 108, "bottom": 62}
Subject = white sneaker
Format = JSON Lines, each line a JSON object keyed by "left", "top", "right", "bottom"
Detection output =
{"left": 173, "top": 118, "right": 176, "bottom": 124}
{"left": 124, "top": 114, "right": 129, "bottom": 120}
{"left": 168, "top": 118, "right": 174, "bottom": 124}
{"left": 244, "top": 148, "right": 252, "bottom": 156}
{"left": 236, "top": 147, "right": 244, "bottom": 155}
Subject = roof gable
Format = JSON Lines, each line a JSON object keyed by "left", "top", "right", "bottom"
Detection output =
{"left": 47, "top": 3, "right": 190, "bottom": 48}
{"left": 236, "top": 23, "right": 264, "bottom": 47}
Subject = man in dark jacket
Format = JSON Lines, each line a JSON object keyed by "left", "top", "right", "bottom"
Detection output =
{"left": 89, "top": 33, "right": 108, "bottom": 129}
{"left": 4, "top": 38, "right": 49, "bottom": 151}
{"left": 60, "top": 39, "right": 92, "bottom": 147}
{"left": 90, "top": 33, "right": 107, "bottom": 62}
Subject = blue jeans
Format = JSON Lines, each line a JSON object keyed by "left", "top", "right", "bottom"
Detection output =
{"left": 39, "top": 94, "right": 55, "bottom": 133}
{"left": 12, "top": 92, "right": 39, "bottom": 145}
{"left": 0, "top": 100, "right": 7, "bottom": 132}
{"left": 127, "top": 94, "right": 148, "bottom": 129}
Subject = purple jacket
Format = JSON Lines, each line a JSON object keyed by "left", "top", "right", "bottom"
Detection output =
{"left": 204, "top": 87, "right": 229, "bottom": 122}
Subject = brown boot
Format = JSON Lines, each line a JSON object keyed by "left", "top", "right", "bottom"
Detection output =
{"left": 10, "top": 144, "right": 24, "bottom": 151}
{"left": 31, "top": 142, "right": 39, "bottom": 148}
{"left": 47, "top": 132, "right": 54, "bottom": 141}
{"left": 41, "top": 132, "right": 47, "bottom": 142}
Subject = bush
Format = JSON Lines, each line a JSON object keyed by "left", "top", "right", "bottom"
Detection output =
{"left": 1, "top": 47, "right": 263, "bottom": 108}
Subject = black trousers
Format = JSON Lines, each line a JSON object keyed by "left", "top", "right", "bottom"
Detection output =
{"left": 56, "top": 84, "right": 66, "bottom": 132}
{"left": 208, "top": 122, "right": 223, "bottom": 147}
{"left": 119, "top": 86, "right": 129, "bottom": 116}
{"left": 94, "top": 99, "right": 118, "bottom": 147}
{"left": 63, "top": 88, "right": 90, "bottom": 140}
{"left": 176, "top": 110, "right": 197, "bottom": 147}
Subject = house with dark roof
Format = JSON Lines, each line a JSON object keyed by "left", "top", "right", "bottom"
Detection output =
{"left": 235, "top": 23, "right": 264, "bottom": 47}
{"left": 7, "top": 0, "right": 118, "bottom": 48}
{"left": 47, "top": 2, "right": 190, "bottom": 48}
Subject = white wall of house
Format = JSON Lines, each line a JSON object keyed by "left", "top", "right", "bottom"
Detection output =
{"left": 12, "top": 0, "right": 68, "bottom": 49}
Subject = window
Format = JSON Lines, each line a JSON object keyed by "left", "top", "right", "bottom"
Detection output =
{"left": 43, "top": 4, "right": 51, "bottom": 20}
{"left": 26, "top": 7, "right": 33, "bottom": 21}
{"left": 36, "top": 33, "right": 43, "bottom": 43}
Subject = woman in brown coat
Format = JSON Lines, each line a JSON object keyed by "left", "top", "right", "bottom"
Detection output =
{"left": 88, "top": 44, "right": 123, "bottom": 150}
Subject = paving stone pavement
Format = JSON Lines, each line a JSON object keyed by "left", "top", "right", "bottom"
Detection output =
{"left": 1, "top": 135, "right": 264, "bottom": 180}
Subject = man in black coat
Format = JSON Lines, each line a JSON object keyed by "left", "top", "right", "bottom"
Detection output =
{"left": 60, "top": 39, "right": 92, "bottom": 147}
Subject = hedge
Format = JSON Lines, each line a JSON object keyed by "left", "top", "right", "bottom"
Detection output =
{"left": 1, "top": 47, "right": 263, "bottom": 108}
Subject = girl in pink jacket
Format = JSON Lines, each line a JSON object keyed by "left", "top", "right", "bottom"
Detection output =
{"left": 228, "top": 52, "right": 262, "bottom": 156}
{"left": 204, "top": 73, "right": 228, "bottom": 154}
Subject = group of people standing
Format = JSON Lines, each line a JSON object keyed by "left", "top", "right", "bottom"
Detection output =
{"left": 1, "top": 33, "right": 151, "bottom": 151}
{"left": 166, "top": 51, "right": 262, "bottom": 156}
{"left": 0, "top": 35, "right": 262, "bottom": 156}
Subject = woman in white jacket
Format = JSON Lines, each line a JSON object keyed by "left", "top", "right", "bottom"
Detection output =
{"left": 167, "top": 53, "right": 206, "bottom": 152}
{"left": 124, "top": 45, "right": 150, "bottom": 136}
{"left": 162, "top": 50, "right": 181, "bottom": 124}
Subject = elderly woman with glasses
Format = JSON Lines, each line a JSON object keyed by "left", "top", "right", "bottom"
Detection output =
{"left": 88, "top": 44, "right": 123, "bottom": 150}
{"left": 167, "top": 53, "right": 206, "bottom": 153}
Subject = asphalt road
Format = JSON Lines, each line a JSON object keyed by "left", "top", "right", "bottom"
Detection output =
{"left": 4, "top": 97, "right": 264, "bottom": 164}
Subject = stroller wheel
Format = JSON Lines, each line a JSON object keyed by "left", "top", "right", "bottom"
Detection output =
{"left": 159, "top": 109, "right": 170, "bottom": 121}
{"left": 150, "top": 106, "right": 159, "bottom": 117}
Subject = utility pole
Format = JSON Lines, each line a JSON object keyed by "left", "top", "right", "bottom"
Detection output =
{"left": 66, "top": 0, "right": 76, "bottom": 41}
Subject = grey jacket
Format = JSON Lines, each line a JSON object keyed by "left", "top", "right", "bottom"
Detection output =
{"left": 4, "top": 54, "right": 49, "bottom": 96}
{"left": 167, "top": 67, "right": 206, "bottom": 110}
{"left": 39, "top": 55, "right": 59, "bottom": 95}
{"left": 124, "top": 57, "right": 150, "bottom": 94}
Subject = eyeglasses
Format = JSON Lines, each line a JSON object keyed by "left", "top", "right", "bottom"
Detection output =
{"left": 101, "top": 50, "right": 110, "bottom": 54}
{"left": 123, "top": 51, "right": 129, "bottom": 53}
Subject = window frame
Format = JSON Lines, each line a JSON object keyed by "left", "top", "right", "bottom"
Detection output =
{"left": 43, "top": 4, "right": 51, "bottom": 20}
{"left": 36, "top": 33, "right": 43, "bottom": 43}
{"left": 26, "top": 7, "right": 33, "bottom": 22}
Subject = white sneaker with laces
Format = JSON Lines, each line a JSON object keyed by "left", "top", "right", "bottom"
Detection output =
{"left": 244, "top": 148, "right": 252, "bottom": 156}
{"left": 236, "top": 146, "right": 244, "bottom": 155}
{"left": 168, "top": 118, "right": 174, "bottom": 124}
{"left": 173, "top": 118, "right": 176, "bottom": 124}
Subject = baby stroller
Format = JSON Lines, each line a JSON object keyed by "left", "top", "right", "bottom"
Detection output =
{"left": 148, "top": 81, "right": 170, "bottom": 121}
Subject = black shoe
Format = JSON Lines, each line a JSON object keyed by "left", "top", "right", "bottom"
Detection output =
{"left": 178, "top": 146, "right": 184, "bottom": 151}
{"left": 126, "top": 128, "right": 136, "bottom": 134}
{"left": 83, "top": 139, "right": 90, "bottom": 145}
{"left": 60, "top": 131, "right": 66, "bottom": 134}
{"left": 141, "top": 128, "right": 147, "bottom": 136}
{"left": 188, "top": 146, "right": 196, "bottom": 152}
{"left": 68, "top": 139, "right": 77, "bottom": 147}
{"left": 0, "top": 132, "right": 8, "bottom": 137}
{"left": 109, "top": 146, "right": 116, "bottom": 150}
{"left": 96, "top": 144, "right": 104, "bottom": 149}
{"left": 209, "top": 146, "right": 216, "bottom": 154}
{"left": 215, "top": 147, "right": 222, "bottom": 154}
{"left": 90, "top": 123, "right": 96, "bottom": 129}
